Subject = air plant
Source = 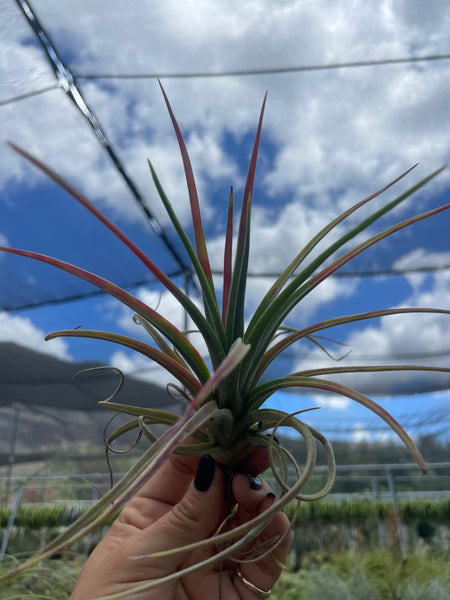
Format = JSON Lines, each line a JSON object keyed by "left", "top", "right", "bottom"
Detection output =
{"left": 1, "top": 82, "right": 449, "bottom": 596}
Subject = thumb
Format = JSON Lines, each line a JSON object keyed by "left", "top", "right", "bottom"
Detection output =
{"left": 135, "top": 455, "right": 225, "bottom": 572}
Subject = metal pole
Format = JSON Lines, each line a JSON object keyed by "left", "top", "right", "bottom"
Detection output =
{"left": 3, "top": 404, "right": 21, "bottom": 507}
{"left": 15, "top": 0, "right": 193, "bottom": 276}
{"left": 371, "top": 476, "right": 385, "bottom": 547}
{"left": 385, "top": 464, "right": 405, "bottom": 554}
{"left": 0, "top": 487, "right": 23, "bottom": 563}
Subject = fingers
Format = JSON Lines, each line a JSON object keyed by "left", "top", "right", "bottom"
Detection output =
{"left": 71, "top": 457, "right": 226, "bottom": 598}
{"left": 124, "top": 455, "right": 226, "bottom": 577}
{"left": 119, "top": 442, "right": 271, "bottom": 533}
{"left": 237, "top": 446, "right": 270, "bottom": 476}
{"left": 135, "top": 449, "right": 199, "bottom": 505}
{"left": 115, "top": 445, "right": 270, "bottom": 533}
{"left": 111, "top": 450, "right": 201, "bottom": 535}
{"left": 232, "top": 472, "right": 274, "bottom": 520}
{"left": 231, "top": 472, "right": 291, "bottom": 597}
{"left": 73, "top": 456, "right": 291, "bottom": 600}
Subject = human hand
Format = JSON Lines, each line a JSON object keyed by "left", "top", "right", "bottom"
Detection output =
{"left": 70, "top": 450, "right": 291, "bottom": 600}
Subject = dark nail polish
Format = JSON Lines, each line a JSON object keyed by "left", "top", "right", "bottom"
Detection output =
{"left": 194, "top": 455, "right": 215, "bottom": 491}
{"left": 249, "top": 475, "right": 262, "bottom": 491}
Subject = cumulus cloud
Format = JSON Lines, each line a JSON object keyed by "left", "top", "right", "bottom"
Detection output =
{"left": 292, "top": 269, "right": 450, "bottom": 396}
{"left": 109, "top": 285, "right": 209, "bottom": 385}
{"left": 351, "top": 424, "right": 371, "bottom": 444}
{"left": 394, "top": 248, "right": 450, "bottom": 271}
{"left": 312, "top": 393, "right": 351, "bottom": 411}
{"left": 2, "top": 0, "right": 450, "bottom": 227}
{"left": 393, "top": 248, "right": 450, "bottom": 287}
{"left": 0, "top": 311, "right": 71, "bottom": 359}
{"left": 206, "top": 198, "right": 360, "bottom": 326}
{"left": 109, "top": 348, "right": 175, "bottom": 387}
{"left": 2, "top": 1, "right": 449, "bottom": 408}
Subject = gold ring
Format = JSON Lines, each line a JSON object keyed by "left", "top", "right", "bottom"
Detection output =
{"left": 236, "top": 569, "right": 271, "bottom": 598}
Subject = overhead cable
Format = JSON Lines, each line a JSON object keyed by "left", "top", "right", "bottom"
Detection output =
{"left": 76, "top": 53, "right": 450, "bottom": 80}
{"left": 14, "top": 0, "right": 192, "bottom": 278}
{"left": 213, "top": 264, "right": 450, "bottom": 279}
{"left": 0, "top": 84, "right": 59, "bottom": 107}
{"left": 3, "top": 53, "right": 450, "bottom": 107}
{"left": 1, "top": 269, "right": 185, "bottom": 312}
{"left": 4, "top": 262, "right": 450, "bottom": 312}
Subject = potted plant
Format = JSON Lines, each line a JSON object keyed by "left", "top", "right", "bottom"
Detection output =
{"left": 1, "top": 83, "right": 449, "bottom": 595}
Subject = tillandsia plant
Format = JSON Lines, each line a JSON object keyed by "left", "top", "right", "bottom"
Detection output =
{"left": 1, "top": 82, "right": 450, "bottom": 595}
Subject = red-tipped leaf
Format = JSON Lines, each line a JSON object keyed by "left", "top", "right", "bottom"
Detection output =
{"left": 158, "top": 81, "right": 213, "bottom": 286}
{"left": 0, "top": 246, "right": 209, "bottom": 383}
{"left": 221, "top": 186, "right": 234, "bottom": 325}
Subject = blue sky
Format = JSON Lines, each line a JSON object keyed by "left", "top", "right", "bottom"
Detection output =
{"left": 1, "top": 0, "right": 450, "bottom": 442}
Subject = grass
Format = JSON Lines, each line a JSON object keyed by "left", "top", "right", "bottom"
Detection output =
{"left": 2, "top": 87, "right": 450, "bottom": 594}
{"left": 0, "top": 556, "right": 82, "bottom": 599}
{"left": 1, "top": 549, "right": 448, "bottom": 599}
{"left": 2, "top": 497, "right": 449, "bottom": 561}
{"left": 272, "top": 548, "right": 450, "bottom": 600}
{"left": 3, "top": 497, "right": 449, "bottom": 529}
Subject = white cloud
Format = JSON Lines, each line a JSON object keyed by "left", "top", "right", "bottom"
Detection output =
{"left": 0, "top": 311, "right": 71, "bottom": 359}
{"left": 111, "top": 285, "right": 210, "bottom": 383}
{"left": 292, "top": 270, "right": 450, "bottom": 395}
{"left": 351, "top": 424, "right": 371, "bottom": 443}
{"left": 207, "top": 198, "right": 359, "bottom": 326}
{"left": 3, "top": 0, "right": 449, "bottom": 227}
{"left": 313, "top": 393, "right": 351, "bottom": 411}
{"left": 393, "top": 248, "right": 450, "bottom": 287}
{"left": 407, "top": 267, "right": 450, "bottom": 309}
{"left": 2, "top": 0, "right": 450, "bottom": 402}
{"left": 394, "top": 248, "right": 450, "bottom": 271}
{"left": 126, "top": 287, "right": 203, "bottom": 336}
{"left": 109, "top": 349, "right": 175, "bottom": 387}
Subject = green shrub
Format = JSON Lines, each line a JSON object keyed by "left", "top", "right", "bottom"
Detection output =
{"left": 1, "top": 549, "right": 449, "bottom": 600}
{"left": 400, "top": 497, "right": 450, "bottom": 524}
{"left": 0, "top": 557, "right": 82, "bottom": 599}
{"left": 270, "top": 549, "right": 450, "bottom": 600}
{"left": 3, "top": 498, "right": 448, "bottom": 532}
{"left": 402, "top": 579, "right": 450, "bottom": 600}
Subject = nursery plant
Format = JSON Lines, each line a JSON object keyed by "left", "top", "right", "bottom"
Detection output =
{"left": 1, "top": 82, "right": 449, "bottom": 596}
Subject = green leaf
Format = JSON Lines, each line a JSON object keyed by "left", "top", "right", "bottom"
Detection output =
{"left": 249, "top": 376, "right": 426, "bottom": 473}
{"left": 45, "top": 328, "right": 202, "bottom": 396}
{"left": 258, "top": 163, "right": 419, "bottom": 313}
{"left": 158, "top": 82, "right": 214, "bottom": 290}
{"left": 148, "top": 158, "right": 227, "bottom": 361}
{"left": 8, "top": 141, "right": 227, "bottom": 366}
{"left": 293, "top": 364, "right": 450, "bottom": 378}
{"left": 0, "top": 246, "right": 210, "bottom": 383}
{"left": 221, "top": 186, "right": 234, "bottom": 326}
{"left": 0, "top": 400, "right": 223, "bottom": 585}
{"left": 255, "top": 307, "right": 450, "bottom": 383}
{"left": 243, "top": 172, "right": 449, "bottom": 393}
{"left": 225, "top": 93, "right": 267, "bottom": 344}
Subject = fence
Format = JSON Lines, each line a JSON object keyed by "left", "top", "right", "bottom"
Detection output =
{"left": 1, "top": 461, "right": 449, "bottom": 507}
{"left": 1, "top": 462, "right": 449, "bottom": 561}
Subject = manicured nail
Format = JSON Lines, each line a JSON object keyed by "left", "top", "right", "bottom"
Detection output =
{"left": 266, "top": 492, "right": 276, "bottom": 505}
{"left": 249, "top": 475, "right": 262, "bottom": 491}
{"left": 194, "top": 455, "right": 215, "bottom": 491}
{"left": 265, "top": 433, "right": 280, "bottom": 445}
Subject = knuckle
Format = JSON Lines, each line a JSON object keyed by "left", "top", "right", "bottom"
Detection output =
{"left": 168, "top": 494, "right": 202, "bottom": 529}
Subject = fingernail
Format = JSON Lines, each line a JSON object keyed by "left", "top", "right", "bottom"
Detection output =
{"left": 249, "top": 475, "right": 262, "bottom": 491}
{"left": 265, "top": 433, "right": 280, "bottom": 445}
{"left": 194, "top": 455, "right": 215, "bottom": 491}
{"left": 266, "top": 492, "right": 276, "bottom": 505}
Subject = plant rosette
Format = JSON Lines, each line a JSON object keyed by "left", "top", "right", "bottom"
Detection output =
{"left": 1, "top": 82, "right": 449, "bottom": 595}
